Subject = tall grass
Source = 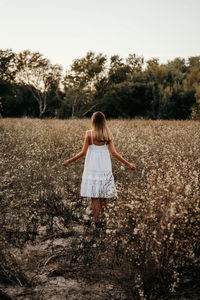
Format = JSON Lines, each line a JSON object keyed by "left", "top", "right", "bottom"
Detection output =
{"left": 0, "top": 118, "right": 199, "bottom": 299}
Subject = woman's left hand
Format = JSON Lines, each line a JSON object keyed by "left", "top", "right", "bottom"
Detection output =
{"left": 62, "top": 160, "right": 71, "bottom": 167}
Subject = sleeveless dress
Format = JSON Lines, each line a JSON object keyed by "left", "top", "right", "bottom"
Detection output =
{"left": 81, "top": 130, "right": 117, "bottom": 198}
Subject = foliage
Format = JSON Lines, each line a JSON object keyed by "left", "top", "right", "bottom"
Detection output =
{"left": 15, "top": 50, "right": 62, "bottom": 117}
{"left": 0, "top": 48, "right": 200, "bottom": 119}
{"left": 61, "top": 51, "right": 107, "bottom": 118}
{"left": 0, "top": 49, "right": 17, "bottom": 82}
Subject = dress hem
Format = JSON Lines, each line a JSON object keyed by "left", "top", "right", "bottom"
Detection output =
{"left": 80, "top": 195, "right": 117, "bottom": 199}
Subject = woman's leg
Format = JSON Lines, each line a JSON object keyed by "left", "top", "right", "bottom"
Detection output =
{"left": 91, "top": 198, "right": 101, "bottom": 223}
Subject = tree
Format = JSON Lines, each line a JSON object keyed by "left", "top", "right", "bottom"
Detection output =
{"left": 99, "top": 81, "right": 149, "bottom": 118}
{"left": 188, "top": 56, "right": 200, "bottom": 68}
{"left": 0, "top": 49, "right": 17, "bottom": 82}
{"left": 108, "top": 55, "right": 131, "bottom": 84}
{"left": 16, "top": 50, "right": 62, "bottom": 117}
{"left": 159, "top": 87, "right": 195, "bottom": 119}
{"left": 71, "top": 51, "right": 107, "bottom": 87}
{"left": 165, "top": 58, "right": 187, "bottom": 87}
{"left": 1, "top": 84, "right": 39, "bottom": 117}
{"left": 145, "top": 58, "right": 169, "bottom": 84}
{"left": 63, "top": 51, "right": 107, "bottom": 117}
{"left": 184, "top": 57, "right": 200, "bottom": 119}
{"left": 126, "top": 53, "right": 144, "bottom": 74}
{"left": 0, "top": 49, "right": 18, "bottom": 117}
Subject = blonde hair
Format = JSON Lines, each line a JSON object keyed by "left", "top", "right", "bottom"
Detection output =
{"left": 91, "top": 111, "right": 112, "bottom": 143}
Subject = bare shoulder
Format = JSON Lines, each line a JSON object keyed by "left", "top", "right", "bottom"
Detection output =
{"left": 85, "top": 130, "right": 91, "bottom": 142}
{"left": 85, "top": 130, "right": 91, "bottom": 136}
{"left": 108, "top": 138, "right": 114, "bottom": 144}
{"left": 108, "top": 138, "right": 114, "bottom": 148}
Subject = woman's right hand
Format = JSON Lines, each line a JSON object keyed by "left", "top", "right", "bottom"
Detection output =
{"left": 128, "top": 163, "right": 136, "bottom": 170}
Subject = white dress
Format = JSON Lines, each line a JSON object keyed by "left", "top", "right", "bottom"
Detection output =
{"left": 81, "top": 130, "right": 117, "bottom": 198}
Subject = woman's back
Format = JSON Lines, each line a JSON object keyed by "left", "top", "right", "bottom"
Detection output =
{"left": 88, "top": 130, "right": 107, "bottom": 146}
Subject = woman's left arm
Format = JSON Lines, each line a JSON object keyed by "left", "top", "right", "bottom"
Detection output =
{"left": 108, "top": 139, "right": 136, "bottom": 170}
{"left": 62, "top": 131, "right": 89, "bottom": 166}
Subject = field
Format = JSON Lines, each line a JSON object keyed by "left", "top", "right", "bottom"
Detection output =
{"left": 0, "top": 118, "right": 200, "bottom": 299}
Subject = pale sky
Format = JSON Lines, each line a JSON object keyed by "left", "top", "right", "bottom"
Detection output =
{"left": 0, "top": 0, "right": 200, "bottom": 70}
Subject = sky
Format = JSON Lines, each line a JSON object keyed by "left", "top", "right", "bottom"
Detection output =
{"left": 0, "top": 0, "right": 200, "bottom": 70}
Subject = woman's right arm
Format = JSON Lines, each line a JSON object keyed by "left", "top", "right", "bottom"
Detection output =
{"left": 108, "top": 139, "right": 136, "bottom": 170}
{"left": 62, "top": 131, "right": 90, "bottom": 166}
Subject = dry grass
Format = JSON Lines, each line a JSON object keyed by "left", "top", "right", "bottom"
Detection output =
{"left": 0, "top": 118, "right": 200, "bottom": 299}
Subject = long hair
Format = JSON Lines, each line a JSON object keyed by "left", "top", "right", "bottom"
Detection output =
{"left": 91, "top": 112, "right": 112, "bottom": 143}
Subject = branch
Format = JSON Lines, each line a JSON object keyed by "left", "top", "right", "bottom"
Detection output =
{"left": 82, "top": 103, "right": 99, "bottom": 116}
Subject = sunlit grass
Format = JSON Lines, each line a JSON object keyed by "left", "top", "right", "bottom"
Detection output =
{"left": 0, "top": 118, "right": 200, "bottom": 298}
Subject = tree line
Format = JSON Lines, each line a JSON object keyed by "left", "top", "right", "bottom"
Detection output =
{"left": 0, "top": 49, "right": 200, "bottom": 119}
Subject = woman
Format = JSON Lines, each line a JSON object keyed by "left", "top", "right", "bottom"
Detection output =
{"left": 62, "top": 111, "right": 136, "bottom": 228}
